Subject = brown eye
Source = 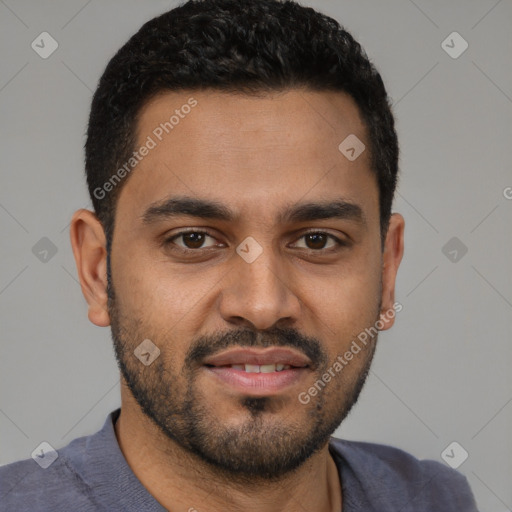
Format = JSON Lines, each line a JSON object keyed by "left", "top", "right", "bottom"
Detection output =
{"left": 167, "top": 231, "right": 219, "bottom": 250}
{"left": 181, "top": 232, "right": 207, "bottom": 249}
{"left": 304, "top": 233, "right": 329, "bottom": 250}
{"left": 292, "top": 232, "right": 342, "bottom": 251}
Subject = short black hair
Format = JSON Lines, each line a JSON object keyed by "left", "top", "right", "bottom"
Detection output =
{"left": 85, "top": 0, "right": 399, "bottom": 247}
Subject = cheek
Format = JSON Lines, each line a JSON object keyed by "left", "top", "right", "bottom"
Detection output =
{"left": 304, "top": 252, "right": 382, "bottom": 363}
{"left": 304, "top": 248, "right": 381, "bottom": 322}
{"left": 112, "top": 249, "right": 221, "bottom": 340}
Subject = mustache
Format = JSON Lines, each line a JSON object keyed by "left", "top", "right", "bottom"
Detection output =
{"left": 185, "top": 326, "right": 327, "bottom": 370}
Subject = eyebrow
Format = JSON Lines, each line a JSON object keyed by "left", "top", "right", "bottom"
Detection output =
{"left": 141, "top": 195, "right": 366, "bottom": 227}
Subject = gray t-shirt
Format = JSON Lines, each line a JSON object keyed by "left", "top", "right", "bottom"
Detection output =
{"left": 0, "top": 408, "right": 478, "bottom": 511}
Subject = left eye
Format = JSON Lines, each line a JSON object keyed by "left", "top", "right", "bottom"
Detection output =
{"left": 291, "top": 232, "right": 340, "bottom": 250}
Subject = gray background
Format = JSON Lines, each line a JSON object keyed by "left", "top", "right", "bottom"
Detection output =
{"left": 1, "top": 1, "right": 511, "bottom": 510}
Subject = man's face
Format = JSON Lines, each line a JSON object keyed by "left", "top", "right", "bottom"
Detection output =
{"left": 108, "top": 89, "right": 388, "bottom": 480}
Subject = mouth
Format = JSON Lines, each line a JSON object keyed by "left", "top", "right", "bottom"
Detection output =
{"left": 202, "top": 348, "right": 312, "bottom": 395}
{"left": 205, "top": 363, "right": 296, "bottom": 372}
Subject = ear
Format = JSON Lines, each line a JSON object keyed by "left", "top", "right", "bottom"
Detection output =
{"left": 69, "top": 209, "right": 110, "bottom": 327}
{"left": 378, "top": 213, "right": 405, "bottom": 331}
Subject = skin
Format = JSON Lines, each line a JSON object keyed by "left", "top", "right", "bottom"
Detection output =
{"left": 70, "top": 89, "right": 404, "bottom": 512}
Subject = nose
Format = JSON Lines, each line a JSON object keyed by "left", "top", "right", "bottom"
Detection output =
{"left": 218, "top": 247, "right": 302, "bottom": 331}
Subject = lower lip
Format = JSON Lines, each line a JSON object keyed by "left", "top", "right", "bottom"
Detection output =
{"left": 204, "top": 366, "right": 309, "bottom": 395}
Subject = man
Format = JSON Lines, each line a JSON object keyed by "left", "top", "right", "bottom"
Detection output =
{"left": 0, "top": 0, "right": 478, "bottom": 510}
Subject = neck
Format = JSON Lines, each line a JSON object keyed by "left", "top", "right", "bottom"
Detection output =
{"left": 114, "top": 403, "right": 342, "bottom": 512}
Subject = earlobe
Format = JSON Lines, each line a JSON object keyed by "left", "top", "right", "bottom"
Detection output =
{"left": 69, "top": 209, "right": 111, "bottom": 327}
{"left": 379, "top": 213, "right": 405, "bottom": 331}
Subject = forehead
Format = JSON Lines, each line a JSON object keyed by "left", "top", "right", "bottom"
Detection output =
{"left": 116, "top": 89, "right": 378, "bottom": 227}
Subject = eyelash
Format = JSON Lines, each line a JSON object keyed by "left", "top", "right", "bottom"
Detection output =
{"left": 163, "top": 229, "right": 347, "bottom": 254}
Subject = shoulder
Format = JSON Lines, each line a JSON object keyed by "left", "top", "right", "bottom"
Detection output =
{"left": 0, "top": 435, "right": 95, "bottom": 512}
{"left": 329, "top": 437, "right": 479, "bottom": 511}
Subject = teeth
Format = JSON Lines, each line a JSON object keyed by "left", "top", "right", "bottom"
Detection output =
{"left": 228, "top": 364, "right": 292, "bottom": 372}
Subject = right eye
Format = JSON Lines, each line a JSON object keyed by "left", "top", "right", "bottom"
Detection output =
{"left": 164, "top": 230, "right": 224, "bottom": 252}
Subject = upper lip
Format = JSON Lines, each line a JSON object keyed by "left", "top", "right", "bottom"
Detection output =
{"left": 203, "top": 348, "right": 311, "bottom": 367}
